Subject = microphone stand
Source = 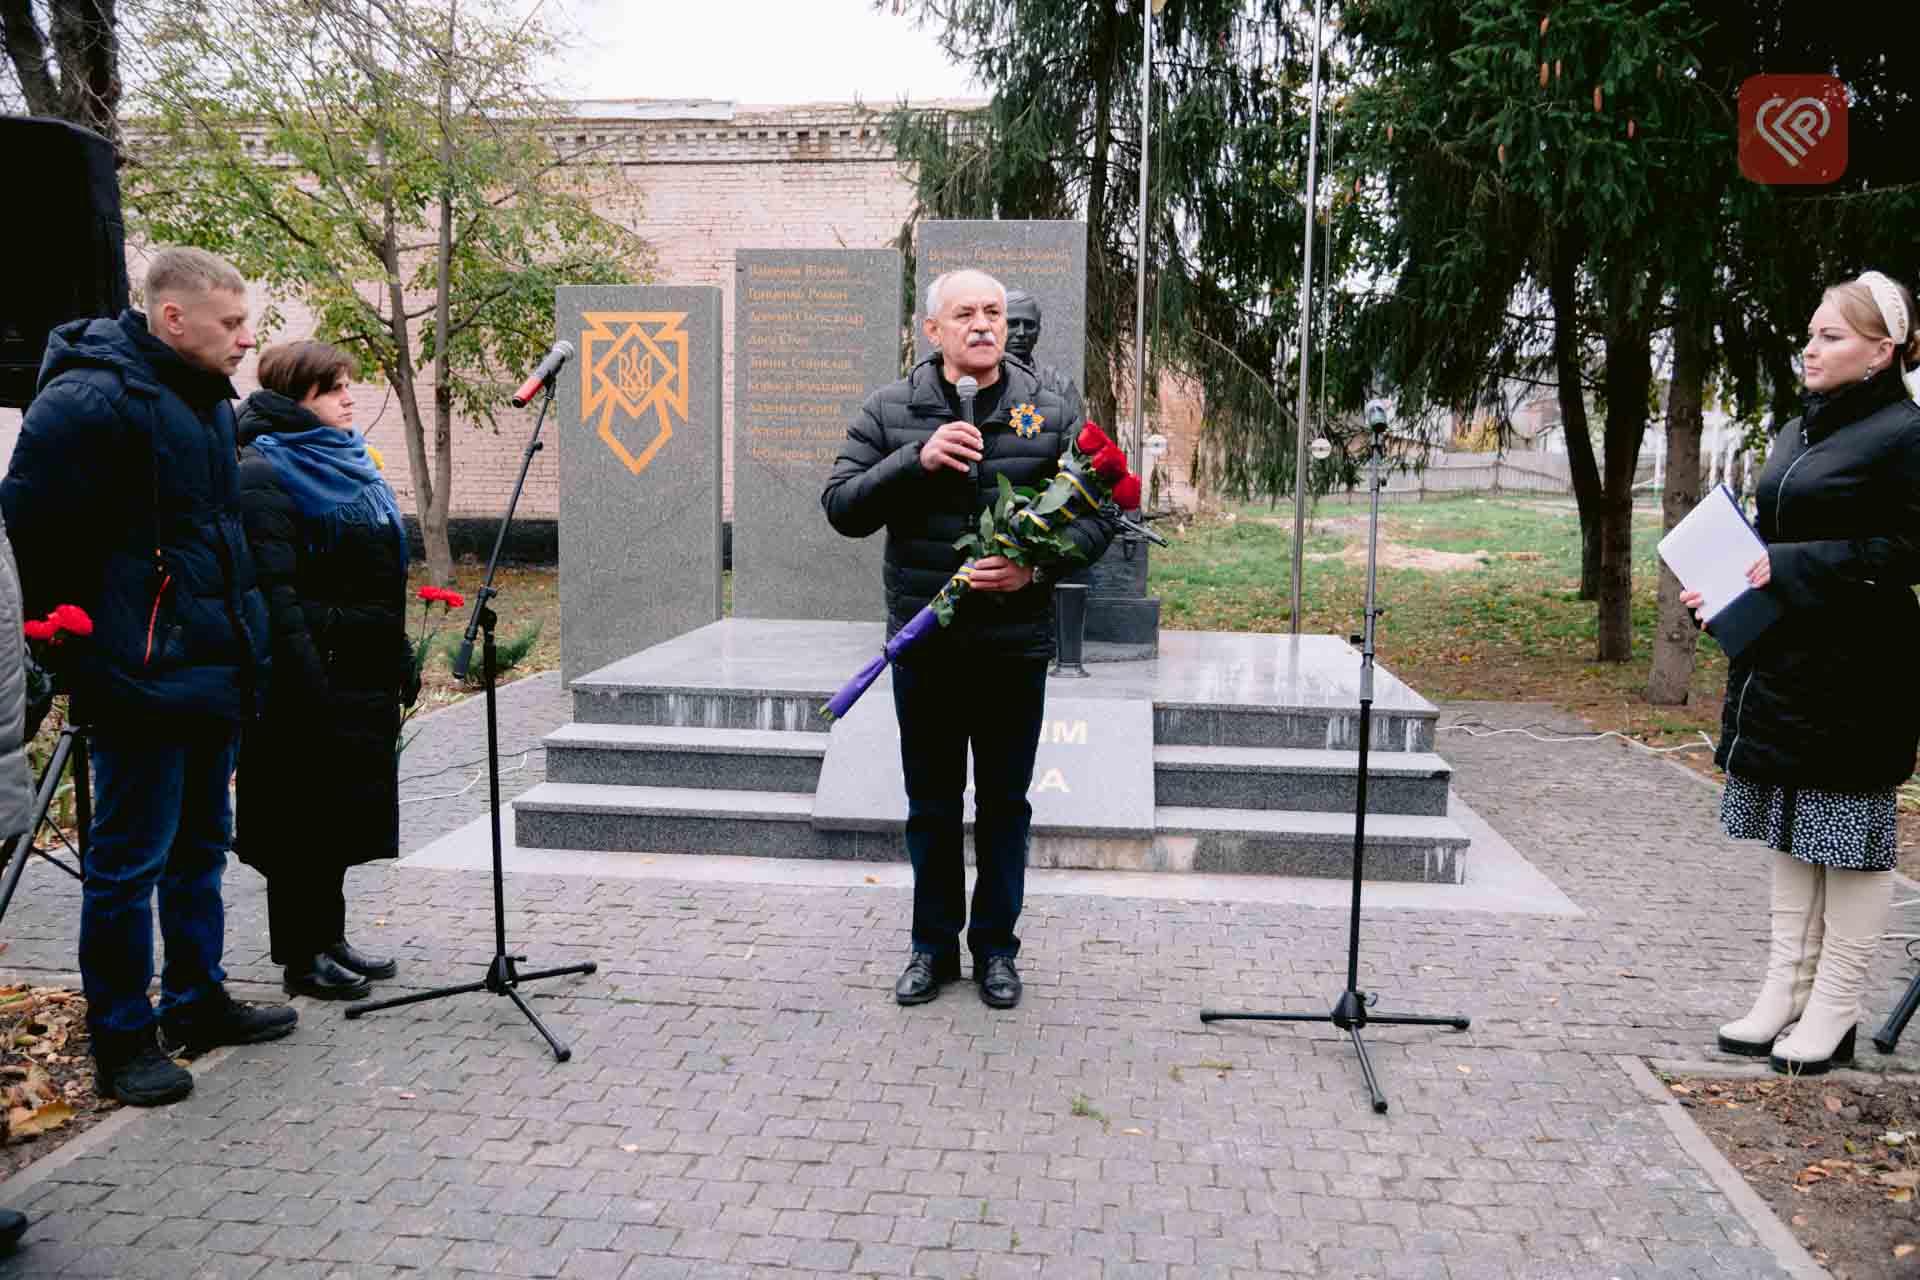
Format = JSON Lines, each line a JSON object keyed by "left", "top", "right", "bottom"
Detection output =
{"left": 1199, "top": 410, "right": 1469, "bottom": 1113}
{"left": 0, "top": 715, "right": 90, "bottom": 927}
{"left": 345, "top": 380, "right": 597, "bottom": 1061}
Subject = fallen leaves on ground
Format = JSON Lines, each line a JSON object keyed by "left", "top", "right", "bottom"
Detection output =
{"left": 1682, "top": 1076, "right": 1920, "bottom": 1280}
{"left": 1, "top": 986, "right": 113, "bottom": 1169}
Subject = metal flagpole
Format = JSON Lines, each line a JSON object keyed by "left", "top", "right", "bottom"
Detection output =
{"left": 1131, "top": 0, "right": 1164, "bottom": 472}
{"left": 1288, "top": 0, "right": 1326, "bottom": 634}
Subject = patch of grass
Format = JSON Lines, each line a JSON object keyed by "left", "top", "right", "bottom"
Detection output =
{"left": 1155, "top": 494, "right": 1732, "bottom": 758}
{"left": 1068, "top": 1094, "right": 1110, "bottom": 1131}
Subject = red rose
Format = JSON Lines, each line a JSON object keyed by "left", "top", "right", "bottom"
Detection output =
{"left": 1091, "top": 444, "right": 1129, "bottom": 483}
{"left": 50, "top": 604, "right": 92, "bottom": 636}
{"left": 1112, "top": 474, "right": 1143, "bottom": 510}
{"left": 23, "top": 619, "right": 56, "bottom": 642}
{"left": 1077, "top": 422, "right": 1113, "bottom": 455}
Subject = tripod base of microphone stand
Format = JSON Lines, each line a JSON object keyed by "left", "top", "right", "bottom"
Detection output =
{"left": 345, "top": 955, "right": 599, "bottom": 1062}
{"left": 1201, "top": 993, "right": 1470, "bottom": 1113}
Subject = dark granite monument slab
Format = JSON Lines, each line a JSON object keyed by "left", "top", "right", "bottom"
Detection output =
{"left": 556, "top": 286, "right": 723, "bottom": 684}
{"left": 732, "top": 249, "right": 899, "bottom": 622}
{"left": 812, "top": 690, "right": 1155, "bottom": 839}
{"left": 916, "top": 220, "right": 1086, "bottom": 390}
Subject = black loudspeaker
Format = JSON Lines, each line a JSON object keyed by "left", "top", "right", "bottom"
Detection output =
{"left": 0, "top": 116, "right": 129, "bottom": 409}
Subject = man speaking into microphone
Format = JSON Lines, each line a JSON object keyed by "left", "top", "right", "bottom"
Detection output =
{"left": 822, "top": 268, "right": 1117, "bottom": 1010}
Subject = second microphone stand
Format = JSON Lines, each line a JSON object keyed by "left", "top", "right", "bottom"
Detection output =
{"left": 345, "top": 381, "right": 597, "bottom": 1060}
{"left": 1199, "top": 410, "right": 1469, "bottom": 1113}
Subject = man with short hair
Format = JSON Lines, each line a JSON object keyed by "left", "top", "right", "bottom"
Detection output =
{"left": 1, "top": 245, "right": 293, "bottom": 1107}
{"left": 823, "top": 268, "right": 1119, "bottom": 1009}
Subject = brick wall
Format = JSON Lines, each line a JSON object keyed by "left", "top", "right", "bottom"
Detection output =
{"left": 1, "top": 100, "right": 924, "bottom": 526}
{"left": 0, "top": 100, "right": 1227, "bottom": 524}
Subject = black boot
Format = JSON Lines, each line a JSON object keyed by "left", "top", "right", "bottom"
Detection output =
{"left": 0, "top": 1207, "right": 26, "bottom": 1252}
{"left": 324, "top": 939, "right": 397, "bottom": 980}
{"left": 91, "top": 1024, "right": 193, "bottom": 1107}
{"left": 284, "top": 953, "right": 372, "bottom": 1000}
{"left": 159, "top": 988, "right": 298, "bottom": 1056}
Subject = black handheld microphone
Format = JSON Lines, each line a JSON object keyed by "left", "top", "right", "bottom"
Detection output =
{"left": 955, "top": 374, "right": 978, "bottom": 481}
{"left": 510, "top": 339, "right": 575, "bottom": 408}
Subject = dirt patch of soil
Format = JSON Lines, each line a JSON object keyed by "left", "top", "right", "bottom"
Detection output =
{"left": 1675, "top": 1074, "right": 1920, "bottom": 1279}
{"left": 0, "top": 985, "right": 118, "bottom": 1180}
{"left": 1304, "top": 543, "right": 1494, "bottom": 573}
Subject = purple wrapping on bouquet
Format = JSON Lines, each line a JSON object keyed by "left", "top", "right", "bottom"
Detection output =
{"left": 820, "top": 602, "right": 944, "bottom": 722}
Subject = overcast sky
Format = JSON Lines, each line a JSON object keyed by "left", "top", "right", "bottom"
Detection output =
{"left": 555, "top": 0, "right": 981, "bottom": 106}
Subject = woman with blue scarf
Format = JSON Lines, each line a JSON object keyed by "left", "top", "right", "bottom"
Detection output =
{"left": 235, "top": 341, "right": 418, "bottom": 1000}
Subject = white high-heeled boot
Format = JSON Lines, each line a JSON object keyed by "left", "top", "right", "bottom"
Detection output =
{"left": 1718, "top": 851, "right": 1825, "bottom": 1055}
{"left": 1771, "top": 868, "right": 1894, "bottom": 1075}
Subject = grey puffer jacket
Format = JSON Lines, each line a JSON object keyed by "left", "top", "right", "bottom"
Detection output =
{"left": 0, "top": 524, "right": 32, "bottom": 844}
{"left": 821, "top": 354, "right": 1120, "bottom": 660}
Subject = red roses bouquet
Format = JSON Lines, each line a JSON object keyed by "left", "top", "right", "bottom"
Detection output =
{"left": 822, "top": 422, "right": 1147, "bottom": 722}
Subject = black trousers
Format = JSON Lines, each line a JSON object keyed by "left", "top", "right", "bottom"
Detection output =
{"left": 891, "top": 652, "right": 1049, "bottom": 964}
{"left": 265, "top": 860, "right": 347, "bottom": 965}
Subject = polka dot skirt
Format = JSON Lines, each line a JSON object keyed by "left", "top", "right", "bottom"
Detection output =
{"left": 1721, "top": 773, "right": 1899, "bottom": 871}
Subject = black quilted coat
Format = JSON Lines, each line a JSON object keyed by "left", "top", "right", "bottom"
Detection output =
{"left": 822, "top": 355, "right": 1120, "bottom": 659}
{"left": 232, "top": 392, "right": 412, "bottom": 871}
{"left": 1714, "top": 367, "right": 1920, "bottom": 790}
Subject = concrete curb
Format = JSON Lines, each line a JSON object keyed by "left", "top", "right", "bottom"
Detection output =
{"left": 1615, "top": 1054, "right": 1830, "bottom": 1280}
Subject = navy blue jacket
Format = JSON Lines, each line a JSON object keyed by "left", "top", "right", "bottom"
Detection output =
{"left": 0, "top": 311, "right": 270, "bottom": 728}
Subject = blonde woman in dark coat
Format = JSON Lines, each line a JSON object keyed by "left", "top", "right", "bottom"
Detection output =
{"left": 1688, "top": 271, "right": 1920, "bottom": 1075}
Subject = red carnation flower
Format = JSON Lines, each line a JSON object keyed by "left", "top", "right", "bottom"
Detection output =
{"left": 442, "top": 591, "right": 467, "bottom": 609}
{"left": 418, "top": 586, "right": 444, "bottom": 603}
{"left": 23, "top": 619, "right": 56, "bottom": 642}
{"left": 50, "top": 604, "right": 93, "bottom": 636}
{"left": 1077, "top": 422, "right": 1113, "bottom": 455}
{"left": 1112, "top": 474, "right": 1143, "bottom": 510}
{"left": 1091, "top": 444, "right": 1129, "bottom": 483}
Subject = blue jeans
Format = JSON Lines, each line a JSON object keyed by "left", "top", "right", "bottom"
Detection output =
{"left": 892, "top": 654, "right": 1049, "bottom": 963}
{"left": 80, "top": 727, "right": 237, "bottom": 1035}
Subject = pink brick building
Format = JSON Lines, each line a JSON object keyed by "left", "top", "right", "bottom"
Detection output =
{"left": 3, "top": 99, "right": 1208, "bottom": 530}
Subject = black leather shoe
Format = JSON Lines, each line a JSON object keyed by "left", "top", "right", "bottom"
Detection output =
{"left": 92, "top": 1026, "right": 193, "bottom": 1107}
{"left": 894, "top": 952, "right": 959, "bottom": 1005}
{"left": 285, "top": 953, "right": 373, "bottom": 1001}
{"left": 978, "top": 955, "right": 1022, "bottom": 1009}
{"left": 0, "top": 1207, "right": 27, "bottom": 1252}
{"left": 159, "top": 988, "right": 298, "bottom": 1056}
{"left": 324, "top": 939, "right": 397, "bottom": 980}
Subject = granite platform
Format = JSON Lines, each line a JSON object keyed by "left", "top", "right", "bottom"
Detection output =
{"left": 519, "top": 620, "right": 1472, "bottom": 881}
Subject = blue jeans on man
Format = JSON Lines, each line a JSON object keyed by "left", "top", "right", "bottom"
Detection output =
{"left": 892, "top": 654, "right": 1049, "bottom": 968}
{"left": 80, "top": 728, "right": 237, "bottom": 1036}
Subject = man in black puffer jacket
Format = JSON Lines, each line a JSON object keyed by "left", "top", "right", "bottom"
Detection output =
{"left": 823, "top": 268, "right": 1119, "bottom": 1010}
{"left": 0, "top": 247, "right": 295, "bottom": 1109}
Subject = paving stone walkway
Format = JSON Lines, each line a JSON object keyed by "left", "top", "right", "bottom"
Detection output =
{"left": 2, "top": 674, "right": 1914, "bottom": 1278}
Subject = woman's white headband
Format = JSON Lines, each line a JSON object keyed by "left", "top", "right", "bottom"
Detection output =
{"left": 1857, "top": 271, "right": 1910, "bottom": 347}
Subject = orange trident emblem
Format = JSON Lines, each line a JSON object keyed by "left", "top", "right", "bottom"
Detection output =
{"left": 580, "top": 311, "right": 690, "bottom": 474}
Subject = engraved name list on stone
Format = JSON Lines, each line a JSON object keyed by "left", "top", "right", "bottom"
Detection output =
{"left": 732, "top": 249, "right": 900, "bottom": 621}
